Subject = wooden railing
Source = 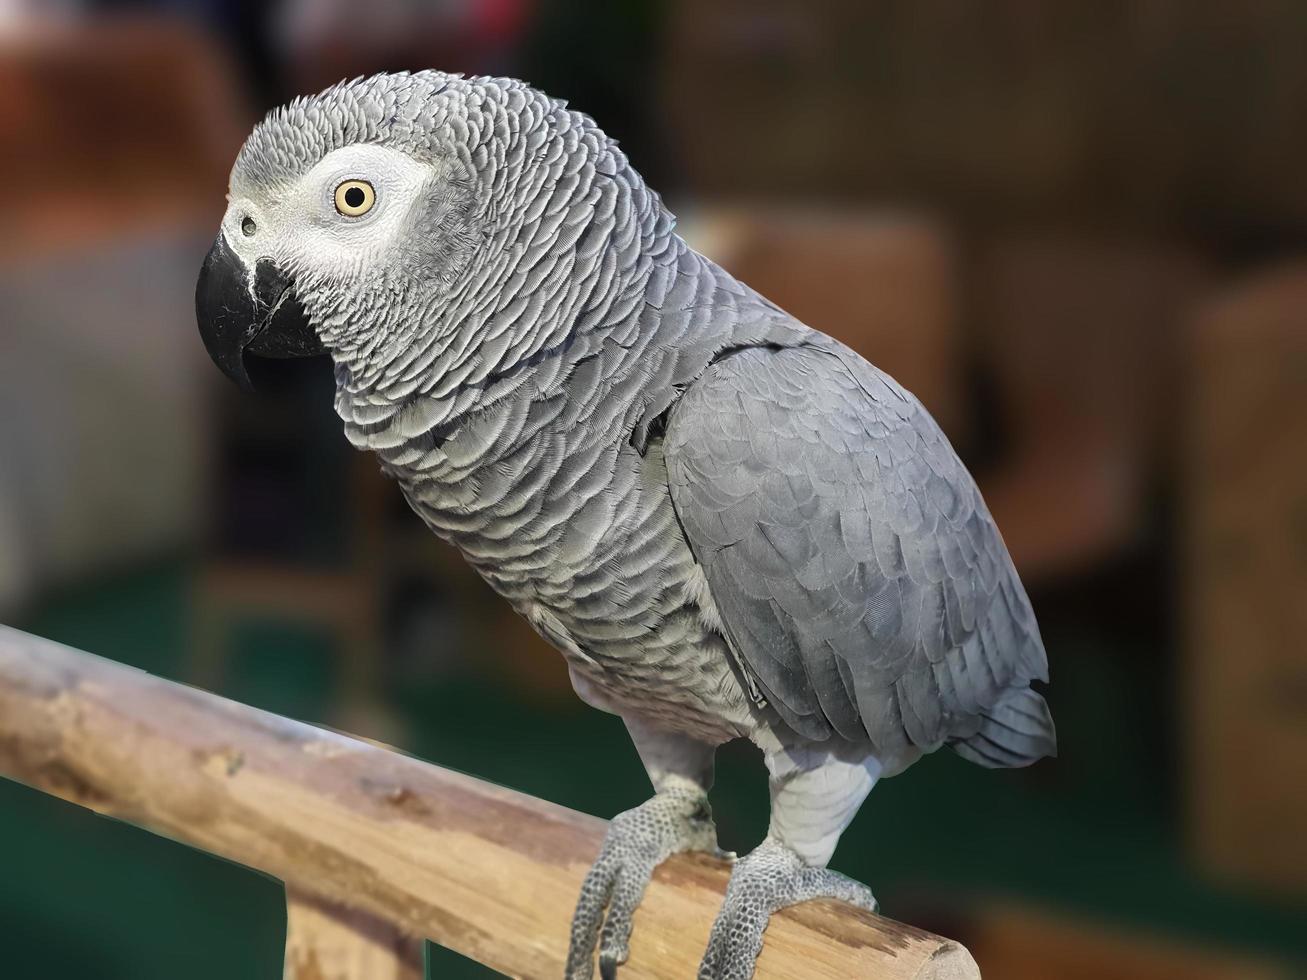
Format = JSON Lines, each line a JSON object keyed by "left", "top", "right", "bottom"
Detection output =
{"left": 0, "top": 625, "right": 980, "bottom": 979}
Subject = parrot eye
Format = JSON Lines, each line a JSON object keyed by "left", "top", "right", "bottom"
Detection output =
{"left": 334, "top": 179, "right": 376, "bottom": 217}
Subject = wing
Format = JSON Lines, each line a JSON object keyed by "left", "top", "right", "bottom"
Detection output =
{"left": 664, "top": 339, "right": 1048, "bottom": 753}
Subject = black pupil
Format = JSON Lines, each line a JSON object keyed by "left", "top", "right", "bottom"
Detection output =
{"left": 344, "top": 186, "right": 366, "bottom": 209}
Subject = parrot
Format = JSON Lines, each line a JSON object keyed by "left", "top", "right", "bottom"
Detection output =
{"left": 195, "top": 71, "right": 1055, "bottom": 980}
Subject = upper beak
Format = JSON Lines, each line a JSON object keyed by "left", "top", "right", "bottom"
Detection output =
{"left": 195, "top": 234, "right": 324, "bottom": 390}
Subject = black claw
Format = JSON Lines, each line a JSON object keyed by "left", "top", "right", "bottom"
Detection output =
{"left": 600, "top": 958, "right": 618, "bottom": 980}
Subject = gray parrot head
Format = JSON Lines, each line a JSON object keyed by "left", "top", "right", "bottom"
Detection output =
{"left": 196, "top": 71, "right": 598, "bottom": 390}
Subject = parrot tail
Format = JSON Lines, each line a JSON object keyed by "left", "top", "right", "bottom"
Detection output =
{"left": 951, "top": 686, "right": 1057, "bottom": 769}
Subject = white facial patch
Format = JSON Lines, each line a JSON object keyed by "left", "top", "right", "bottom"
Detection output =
{"left": 222, "top": 143, "right": 437, "bottom": 283}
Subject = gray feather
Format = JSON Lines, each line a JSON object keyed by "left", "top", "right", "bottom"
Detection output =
{"left": 665, "top": 341, "right": 1052, "bottom": 757}
{"left": 952, "top": 686, "right": 1057, "bottom": 768}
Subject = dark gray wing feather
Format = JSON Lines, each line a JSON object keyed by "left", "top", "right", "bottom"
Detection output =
{"left": 664, "top": 338, "right": 1049, "bottom": 754}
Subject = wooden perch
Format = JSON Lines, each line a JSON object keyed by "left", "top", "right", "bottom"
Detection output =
{"left": 0, "top": 625, "right": 979, "bottom": 979}
{"left": 284, "top": 886, "right": 423, "bottom": 980}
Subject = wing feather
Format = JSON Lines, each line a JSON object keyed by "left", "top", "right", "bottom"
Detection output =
{"left": 665, "top": 339, "right": 1048, "bottom": 752}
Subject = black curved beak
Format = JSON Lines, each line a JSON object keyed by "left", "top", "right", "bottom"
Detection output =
{"left": 195, "top": 235, "right": 323, "bottom": 390}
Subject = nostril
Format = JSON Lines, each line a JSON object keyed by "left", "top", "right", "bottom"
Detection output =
{"left": 241, "top": 216, "right": 257, "bottom": 237}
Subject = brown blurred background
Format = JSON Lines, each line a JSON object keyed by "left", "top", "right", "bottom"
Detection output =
{"left": 2, "top": 2, "right": 1306, "bottom": 978}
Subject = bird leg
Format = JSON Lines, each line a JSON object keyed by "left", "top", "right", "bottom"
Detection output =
{"left": 697, "top": 749, "right": 881, "bottom": 980}
{"left": 566, "top": 722, "right": 723, "bottom": 980}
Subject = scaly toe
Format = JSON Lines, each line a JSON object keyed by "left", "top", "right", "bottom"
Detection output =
{"left": 596, "top": 858, "right": 646, "bottom": 978}
{"left": 697, "top": 837, "right": 877, "bottom": 980}
{"left": 796, "top": 866, "right": 878, "bottom": 913}
{"left": 566, "top": 853, "right": 619, "bottom": 980}
{"left": 567, "top": 788, "right": 722, "bottom": 980}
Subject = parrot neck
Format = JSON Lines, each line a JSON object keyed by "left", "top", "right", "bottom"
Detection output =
{"left": 328, "top": 136, "right": 683, "bottom": 462}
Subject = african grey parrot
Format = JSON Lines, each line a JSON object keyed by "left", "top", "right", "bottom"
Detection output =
{"left": 195, "top": 71, "right": 1055, "bottom": 979}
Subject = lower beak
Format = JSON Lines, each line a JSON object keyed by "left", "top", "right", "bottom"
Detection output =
{"left": 195, "top": 235, "right": 323, "bottom": 390}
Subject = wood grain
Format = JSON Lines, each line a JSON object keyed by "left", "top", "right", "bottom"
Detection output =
{"left": 284, "top": 887, "right": 424, "bottom": 980}
{"left": 0, "top": 625, "right": 978, "bottom": 979}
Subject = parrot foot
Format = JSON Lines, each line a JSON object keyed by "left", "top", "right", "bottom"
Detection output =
{"left": 696, "top": 836, "right": 877, "bottom": 980}
{"left": 566, "top": 786, "right": 728, "bottom": 980}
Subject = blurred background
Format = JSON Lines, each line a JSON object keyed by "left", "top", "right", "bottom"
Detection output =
{"left": 2, "top": 1, "right": 1306, "bottom": 977}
